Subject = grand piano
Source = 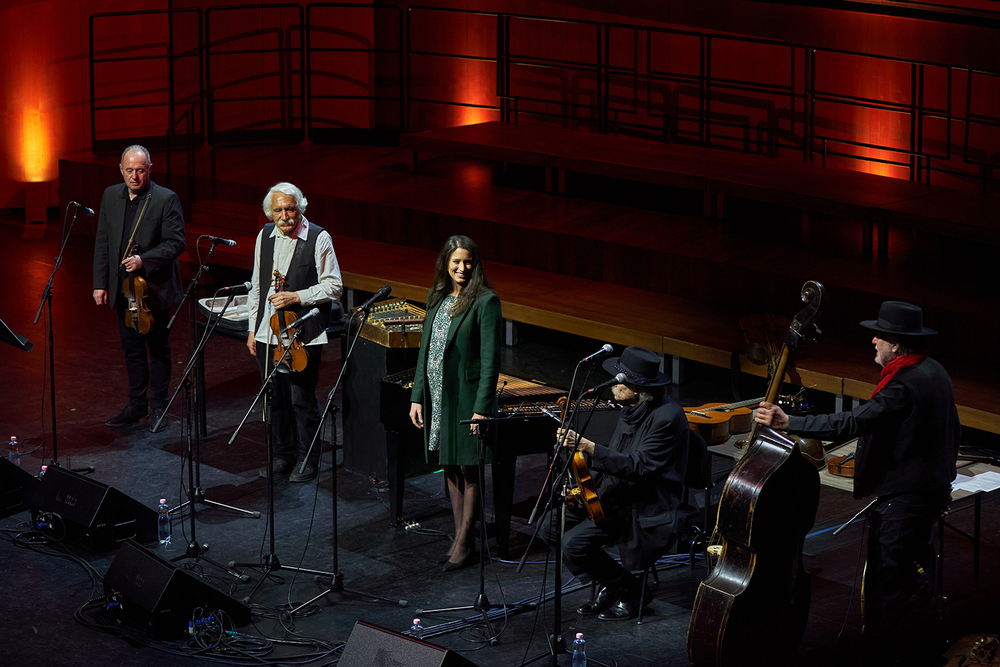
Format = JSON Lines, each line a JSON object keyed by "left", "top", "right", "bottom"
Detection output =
{"left": 379, "top": 370, "right": 620, "bottom": 557}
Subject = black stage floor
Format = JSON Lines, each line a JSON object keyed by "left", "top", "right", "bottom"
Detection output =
{"left": 2, "top": 211, "right": 998, "bottom": 667}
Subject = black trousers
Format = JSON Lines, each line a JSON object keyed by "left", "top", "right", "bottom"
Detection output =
{"left": 255, "top": 341, "right": 323, "bottom": 465}
{"left": 115, "top": 300, "right": 172, "bottom": 409}
{"left": 864, "top": 486, "right": 950, "bottom": 664}
{"left": 540, "top": 502, "right": 632, "bottom": 589}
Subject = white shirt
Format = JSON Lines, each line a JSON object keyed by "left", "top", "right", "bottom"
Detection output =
{"left": 247, "top": 216, "right": 343, "bottom": 346}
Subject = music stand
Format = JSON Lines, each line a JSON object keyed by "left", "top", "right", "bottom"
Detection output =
{"left": 418, "top": 416, "right": 501, "bottom": 646}
{"left": 289, "top": 308, "right": 409, "bottom": 613}
{"left": 0, "top": 318, "right": 32, "bottom": 352}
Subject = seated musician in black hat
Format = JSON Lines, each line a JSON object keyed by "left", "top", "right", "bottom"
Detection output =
{"left": 541, "top": 346, "right": 696, "bottom": 620}
{"left": 756, "top": 301, "right": 960, "bottom": 664}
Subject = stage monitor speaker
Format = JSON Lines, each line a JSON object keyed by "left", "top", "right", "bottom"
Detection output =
{"left": 339, "top": 620, "right": 478, "bottom": 667}
{"left": 104, "top": 539, "right": 251, "bottom": 639}
{"left": 29, "top": 465, "right": 157, "bottom": 552}
{"left": 0, "top": 458, "right": 39, "bottom": 519}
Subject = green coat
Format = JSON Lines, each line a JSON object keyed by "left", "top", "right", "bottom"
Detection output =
{"left": 410, "top": 290, "right": 502, "bottom": 465}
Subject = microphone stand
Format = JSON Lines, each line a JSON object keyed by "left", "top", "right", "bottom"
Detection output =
{"left": 32, "top": 203, "right": 93, "bottom": 473}
{"left": 155, "top": 290, "right": 256, "bottom": 580}
{"left": 516, "top": 360, "right": 614, "bottom": 667}
{"left": 289, "top": 308, "right": 408, "bottom": 613}
{"left": 228, "top": 327, "right": 336, "bottom": 603}
{"left": 157, "top": 285, "right": 259, "bottom": 520}
{"left": 166, "top": 236, "right": 220, "bottom": 437}
{"left": 418, "top": 415, "right": 502, "bottom": 647}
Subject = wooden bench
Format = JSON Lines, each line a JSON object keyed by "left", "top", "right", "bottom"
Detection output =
{"left": 172, "top": 213, "right": 999, "bottom": 435}
{"left": 330, "top": 234, "right": 1000, "bottom": 436}
{"left": 401, "top": 121, "right": 1000, "bottom": 258}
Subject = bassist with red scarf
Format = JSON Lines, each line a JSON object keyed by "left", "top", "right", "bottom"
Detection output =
{"left": 756, "top": 301, "right": 960, "bottom": 667}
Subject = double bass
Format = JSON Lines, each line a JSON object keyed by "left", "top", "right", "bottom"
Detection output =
{"left": 687, "top": 280, "right": 826, "bottom": 666}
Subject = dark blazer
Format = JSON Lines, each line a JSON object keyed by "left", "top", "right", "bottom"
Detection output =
{"left": 410, "top": 290, "right": 502, "bottom": 466}
{"left": 786, "top": 357, "right": 960, "bottom": 498}
{"left": 93, "top": 181, "right": 186, "bottom": 312}
{"left": 591, "top": 395, "right": 695, "bottom": 570}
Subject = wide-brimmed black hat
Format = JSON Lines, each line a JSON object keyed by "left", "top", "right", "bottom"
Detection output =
{"left": 860, "top": 301, "right": 937, "bottom": 337}
{"left": 602, "top": 346, "right": 671, "bottom": 386}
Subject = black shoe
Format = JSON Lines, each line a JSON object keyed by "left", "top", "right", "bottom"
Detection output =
{"left": 289, "top": 463, "right": 318, "bottom": 483}
{"left": 149, "top": 408, "right": 168, "bottom": 433}
{"left": 259, "top": 458, "right": 294, "bottom": 479}
{"left": 577, "top": 585, "right": 619, "bottom": 616}
{"left": 442, "top": 547, "right": 478, "bottom": 572}
{"left": 107, "top": 400, "right": 148, "bottom": 427}
{"left": 598, "top": 599, "right": 640, "bottom": 621}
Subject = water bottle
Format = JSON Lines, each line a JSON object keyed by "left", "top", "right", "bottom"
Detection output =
{"left": 157, "top": 499, "right": 171, "bottom": 544}
{"left": 572, "top": 632, "right": 586, "bottom": 667}
{"left": 38, "top": 465, "right": 47, "bottom": 478}
{"left": 410, "top": 618, "right": 423, "bottom": 640}
{"left": 8, "top": 436, "right": 20, "bottom": 468}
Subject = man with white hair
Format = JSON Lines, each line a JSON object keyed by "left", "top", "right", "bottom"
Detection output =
{"left": 93, "top": 144, "right": 186, "bottom": 433}
{"left": 246, "top": 182, "right": 343, "bottom": 482}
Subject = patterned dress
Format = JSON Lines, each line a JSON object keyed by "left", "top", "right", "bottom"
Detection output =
{"left": 426, "top": 295, "right": 457, "bottom": 451}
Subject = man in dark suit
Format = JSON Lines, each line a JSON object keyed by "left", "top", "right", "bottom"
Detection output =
{"left": 543, "top": 346, "right": 695, "bottom": 621}
{"left": 93, "top": 145, "right": 186, "bottom": 433}
{"left": 756, "top": 301, "right": 960, "bottom": 665}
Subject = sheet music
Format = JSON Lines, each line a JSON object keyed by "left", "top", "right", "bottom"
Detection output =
{"left": 952, "top": 470, "right": 1000, "bottom": 494}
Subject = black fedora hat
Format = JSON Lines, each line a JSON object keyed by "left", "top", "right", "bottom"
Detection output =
{"left": 602, "top": 346, "right": 671, "bottom": 386}
{"left": 860, "top": 301, "right": 937, "bottom": 337}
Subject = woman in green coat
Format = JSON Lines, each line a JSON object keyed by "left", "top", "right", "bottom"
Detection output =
{"left": 409, "top": 236, "right": 502, "bottom": 571}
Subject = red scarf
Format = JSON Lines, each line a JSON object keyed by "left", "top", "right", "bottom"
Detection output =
{"left": 870, "top": 353, "right": 925, "bottom": 398}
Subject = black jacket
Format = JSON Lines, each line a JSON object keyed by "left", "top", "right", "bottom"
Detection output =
{"left": 786, "top": 357, "right": 960, "bottom": 498}
{"left": 590, "top": 394, "right": 694, "bottom": 570}
{"left": 93, "top": 181, "right": 185, "bottom": 312}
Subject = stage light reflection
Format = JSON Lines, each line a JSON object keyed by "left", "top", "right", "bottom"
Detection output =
{"left": 20, "top": 106, "right": 54, "bottom": 183}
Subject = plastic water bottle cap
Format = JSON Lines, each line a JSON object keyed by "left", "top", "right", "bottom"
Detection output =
{"left": 576, "top": 632, "right": 583, "bottom": 639}
{"left": 41, "top": 466, "right": 47, "bottom": 471}
{"left": 160, "top": 499, "right": 167, "bottom": 504}
{"left": 413, "top": 618, "right": 420, "bottom": 624}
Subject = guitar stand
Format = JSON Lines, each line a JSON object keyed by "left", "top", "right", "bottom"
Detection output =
{"left": 418, "top": 418, "right": 501, "bottom": 646}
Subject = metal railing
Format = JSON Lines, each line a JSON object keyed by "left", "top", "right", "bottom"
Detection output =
{"left": 89, "top": 3, "right": 1000, "bottom": 192}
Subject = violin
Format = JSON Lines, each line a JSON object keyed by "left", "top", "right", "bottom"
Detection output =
{"left": 269, "top": 270, "right": 308, "bottom": 372}
{"left": 827, "top": 452, "right": 856, "bottom": 478}
{"left": 121, "top": 194, "right": 153, "bottom": 335}
{"left": 549, "top": 397, "right": 606, "bottom": 523}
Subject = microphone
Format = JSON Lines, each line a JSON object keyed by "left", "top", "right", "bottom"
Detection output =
{"left": 583, "top": 373, "right": 628, "bottom": 396}
{"left": 288, "top": 307, "right": 321, "bottom": 330}
{"left": 220, "top": 281, "right": 251, "bottom": 294}
{"left": 581, "top": 343, "right": 613, "bottom": 363}
{"left": 71, "top": 201, "right": 95, "bottom": 217}
{"left": 355, "top": 283, "right": 392, "bottom": 313}
{"left": 207, "top": 235, "right": 237, "bottom": 248}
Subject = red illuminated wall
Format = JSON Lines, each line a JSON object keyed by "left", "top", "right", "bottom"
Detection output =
{"left": 1, "top": 0, "right": 998, "bottom": 211}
